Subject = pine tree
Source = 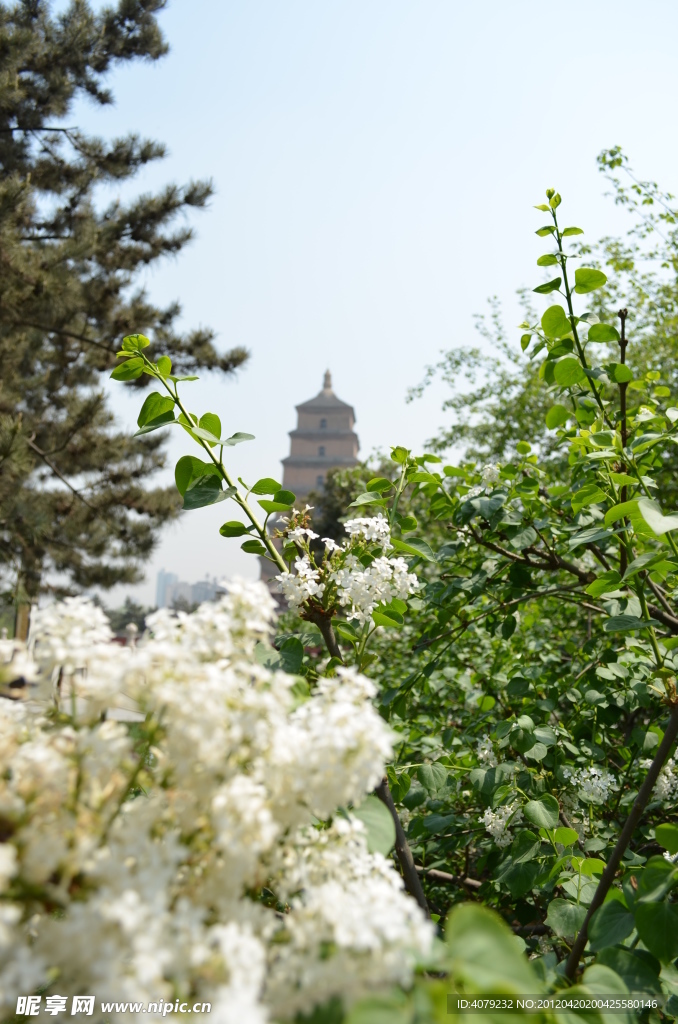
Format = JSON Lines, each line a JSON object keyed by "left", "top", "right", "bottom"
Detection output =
{"left": 0, "top": 0, "right": 248, "bottom": 633}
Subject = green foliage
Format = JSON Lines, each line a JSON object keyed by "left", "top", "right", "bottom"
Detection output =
{"left": 353, "top": 796, "right": 396, "bottom": 856}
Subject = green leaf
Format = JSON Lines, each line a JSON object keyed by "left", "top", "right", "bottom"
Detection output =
{"left": 586, "top": 570, "right": 622, "bottom": 597}
{"left": 223, "top": 431, "right": 255, "bottom": 446}
{"left": 607, "top": 362, "right": 634, "bottom": 384}
{"left": 533, "top": 277, "right": 562, "bottom": 294}
{"left": 575, "top": 267, "right": 608, "bottom": 293}
{"left": 353, "top": 795, "right": 396, "bottom": 856}
{"left": 562, "top": 226, "right": 584, "bottom": 236}
{"left": 589, "top": 900, "right": 635, "bottom": 951}
{"left": 273, "top": 489, "right": 295, "bottom": 505}
{"left": 174, "top": 455, "right": 220, "bottom": 496}
{"left": 445, "top": 904, "right": 540, "bottom": 994}
{"left": 183, "top": 478, "right": 233, "bottom": 511}
{"left": 635, "top": 902, "right": 678, "bottom": 962}
{"left": 416, "top": 762, "right": 448, "bottom": 796}
{"left": 335, "top": 620, "right": 360, "bottom": 643}
{"left": 546, "top": 898, "right": 587, "bottom": 938}
{"left": 250, "top": 478, "right": 282, "bottom": 495}
{"left": 554, "top": 357, "right": 586, "bottom": 386}
{"left": 241, "top": 539, "right": 268, "bottom": 555}
{"left": 397, "top": 514, "right": 417, "bottom": 533}
{"left": 372, "top": 607, "right": 404, "bottom": 628}
{"left": 156, "top": 355, "right": 172, "bottom": 376}
{"left": 545, "top": 404, "right": 570, "bottom": 429}
{"left": 391, "top": 537, "right": 435, "bottom": 561}
{"left": 581, "top": 858, "right": 606, "bottom": 876}
{"left": 541, "top": 304, "right": 572, "bottom": 339}
{"left": 636, "top": 857, "right": 678, "bottom": 902}
{"left": 524, "top": 794, "right": 560, "bottom": 830}
{"left": 111, "top": 357, "right": 143, "bottom": 380}
{"left": 535, "top": 225, "right": 556, "bottom": 237}
{"left": 134, "top": 421, "right": 179, "bottom": 437}
{"left": 624, "top": 552, "right": 666, "bottom": 579}
{"left": 187, "top": 425, "right": 221, "bottom": 444}
{"left": 199, "top": 412, "right": 221, "bottom": 445}
{"left": 537, "top": 254, "right": 558, "bottom": 266}
{"left": 596, "top": 947, "right": 662, "bottom": 997}
{"left": 656, "top": 824, "right": 678, "bottom": 856}
{"left": 571, "top": 482, "right": 607, "bottom": 512}
{"left": 254, "top": 641, "right": 281, "bottom": 670}
{"left": 386, "top": 767, "right": 411, "bottom": 804}
{"left": 604, "top": 615, "right": 653, "bottom": 633}
{"left": 345, "top": 996, "right": 410, "bottom": 1024}
{"left": 219, "top": 521, "right": 250, "bottom": 537}
{"left": 511, "top": 829, "right": 541, "bottom": 864}
{"left": 501, "top": 614, "right": 516, "bottom": 639}
{"left": 278, "top": 636, "right": 304, "bottom": 674}
{"left": 258, "top": 499, "right": 293, "bottom": 514}
{"left": 554, "top": 827, "right": 579, "bottom": 846}
{"left": 366, "top": 477, "right": 393, "bottom": 493}
{"left": 588, "top": 322, "right": 620, "bottom": 343}
{"left": 638, "top": 497, "right": 678, "bottom": 536}
{"left": 348, "top": 492, "right": 386, "bottom": 508}
{"left": 258, "top": 489, "right": 296, "bottom": 514}
{"left": 568, "top": 525, "right": 614, "bottom": 548}
{"left": 390, "top": 446, "right": 409, "bottom": 464}
{"left": 503, "top": 861, "right": 541, "bottom": 898}
{"left": 121, "top": 333, "right": 150, "bottom": 351}
{"left": 604, "top": 500, "right": 639, "bottom": 527}
{"left": 136, "top": 392, "right": 175, "bottom": 429}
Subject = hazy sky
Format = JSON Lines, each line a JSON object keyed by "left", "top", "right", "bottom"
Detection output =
{"left": 72, "top": 0, "right": 678, "bottom": 606}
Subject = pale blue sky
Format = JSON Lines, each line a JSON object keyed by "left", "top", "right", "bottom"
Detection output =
{"left": 72, "top": 0, "right": 678, "bottom": 605}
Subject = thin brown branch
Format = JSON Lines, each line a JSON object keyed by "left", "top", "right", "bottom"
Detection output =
{"left": 565, "top": 702, "right": 678, "bottom": 980}
{"left": 414, "top": 865, "right": 481, "bottom": 888}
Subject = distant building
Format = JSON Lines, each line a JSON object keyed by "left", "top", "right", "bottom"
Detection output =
{"left": 191, "top": 578, "right": 222, "bottom": 604}
{"left": 155, "top": 572, "right": 223, "bottom": 609}
{"left": 156, "top": 569, "right": 178, "bottom": 608}
{"left": 281, "top": 370, "right": 359, "bottom": 499}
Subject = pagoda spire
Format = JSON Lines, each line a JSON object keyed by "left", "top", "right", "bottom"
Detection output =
{"left": 323, "top": 369, "right": 332, "bottom": 391}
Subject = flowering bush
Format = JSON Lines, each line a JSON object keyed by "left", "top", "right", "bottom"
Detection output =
{"left": 0, "top": 584, "right": 431, "bottom": 1022}
{"left": 99, "top": 175, "right": 678, "bottom": 1019}
{"left": 276, "top": 509, "right": 419, "bottom": 627}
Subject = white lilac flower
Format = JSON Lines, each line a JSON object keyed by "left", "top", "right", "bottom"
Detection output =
{"left": 322, "top": 537, "right": 341, "bottom": 552}
{"left": 287, "top": 527, "right": 319, "bottom": 543}
{"left": 481, "top": 463, "right": 501, "bottom": 487}
{"left": 330, "top": 556, "right": 419, "bottom": 626}
{"left": 481, "top": 801, "right": 522, "bottom": 848}
{"left": 276, "top": 556, "right": 326, "bottom": 609}
{"left": 343, "top": 513, "right": 393, "bottom": 550}
{"left": 0, "top": 585, "right": 431, "bottom": 1021}
{"left": 641, "top": 756, "right": 678, "bottom": 803}
{"left": 562, "top": 765, "right": 618, "bottom": 804}
{"left": 476, "top": 737, "right": 497, "bottom": 767}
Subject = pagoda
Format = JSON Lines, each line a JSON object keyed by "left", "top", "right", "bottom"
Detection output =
{"left": 260, "top": 372, "right": 359, "bottom": 591}
{"left": 281, "top": 370, "right": 359, "bottom": 499}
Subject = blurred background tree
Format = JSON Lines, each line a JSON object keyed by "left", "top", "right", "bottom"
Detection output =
{"left": 0, "top": 0, "right": 248, "bottom": 635}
